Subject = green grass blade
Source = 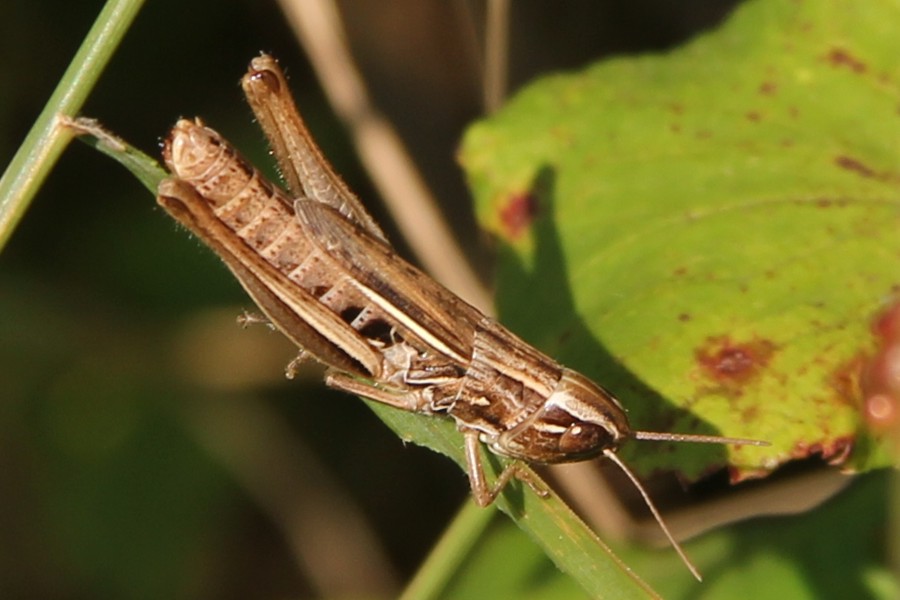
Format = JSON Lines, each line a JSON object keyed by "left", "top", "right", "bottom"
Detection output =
{"left": 0, "top": 0, "right": 146, "bottom": 251}
{"left": 63, "top": 117, "right": 166, "bottom": 192}
{"left": 399, "top": 501, "right": 496, "bottom": 600}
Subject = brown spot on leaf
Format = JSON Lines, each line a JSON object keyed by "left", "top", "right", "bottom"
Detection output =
{"left": 759, "top": 81, "right": 778, "bottom": 95}
{"left": 498, "top": 193, "right": 538, "bottom": 239}
{"left": 825, "top": 47, "right": 867, "bottom": 74}
{"left": 835, "top": 155, "right": 876, "bottom": 178}
{"left": 746, "top": 111, "right": 762, "bottom": 122}
{"left": 831, "top": 353, "right": 865, "bottom": 406}
{"left": 695, "top": 336, "right": 777, "bottom": 388}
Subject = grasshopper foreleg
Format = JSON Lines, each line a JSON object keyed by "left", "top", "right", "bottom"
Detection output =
{"left": 462, "top": 429, "right": 549, "bottom": 507}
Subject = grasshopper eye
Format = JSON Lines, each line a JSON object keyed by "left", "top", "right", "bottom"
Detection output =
{"left": 558, "top": 422, "right": 604, "bottom": 455}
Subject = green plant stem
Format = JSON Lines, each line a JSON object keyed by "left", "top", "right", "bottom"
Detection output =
{"left": 0, "top": 0, "right": 146, "bottom": 251}
{"left": 399, "top": 500, "right": 497, "bottom": 600}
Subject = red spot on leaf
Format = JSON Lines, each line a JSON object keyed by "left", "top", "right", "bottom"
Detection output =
{"left": 872, "top": 302, "right": 900, "bottom": 339}
{"left": 861, "top": 301, "right": 900, "bottom": 435}
{"left": 824, "top": 47, "right": 867, "bottom": 74}
{"left": 498, "top": 193, "right": 538, "bottom": 239}
{"left": 695, "top": 336, "right": 776, "bottom": 388}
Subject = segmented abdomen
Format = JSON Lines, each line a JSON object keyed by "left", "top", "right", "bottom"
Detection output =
{"left": 162, "top": 119, "right": 461, "bottom": 389}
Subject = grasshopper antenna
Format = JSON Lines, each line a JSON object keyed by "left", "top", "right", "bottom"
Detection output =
{"left": 606, "top": 433, "right": 768, "bottom": 581}
{"left": 603, "top": 449, "right": 703, "bottom": 581}
{"left": 633, "top": 431, "right": 769, "bottom": 446}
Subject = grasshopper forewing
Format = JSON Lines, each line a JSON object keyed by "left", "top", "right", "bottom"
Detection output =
{"left": 156, "top": 54, "right": 767, "bottom": 581}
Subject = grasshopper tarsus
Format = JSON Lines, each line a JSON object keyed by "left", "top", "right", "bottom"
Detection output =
{"left": 284, "top": 352, "right": 310, "bottom": 380}
{"left": 237, "top": 310, "right": 275, "bottom": 330}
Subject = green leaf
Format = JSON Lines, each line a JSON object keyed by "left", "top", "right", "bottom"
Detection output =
{"left": 460, "top": 0, "right": 900, "bottom": 480}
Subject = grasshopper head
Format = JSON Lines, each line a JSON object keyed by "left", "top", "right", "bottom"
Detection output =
{"left": 162, "top": 119, "right": 255, "bottom": 206}
{"left": 493, "top": 369, "right": 632, "bottom": 463}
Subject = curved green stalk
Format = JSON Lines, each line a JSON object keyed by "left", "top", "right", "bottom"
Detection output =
{"left": 0, "top": 0, "right": 146, "bottom": 251}
{"left": 399, "top": 501, "right": 496, "bottom": 600}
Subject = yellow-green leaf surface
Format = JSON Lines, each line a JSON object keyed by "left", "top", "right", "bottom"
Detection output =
{"left": 461, "top": 0, "right": 900, "bottom": 480}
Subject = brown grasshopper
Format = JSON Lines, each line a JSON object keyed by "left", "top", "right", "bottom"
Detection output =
{"left": 157, "top": 54, "right": 765, "bottom": 580}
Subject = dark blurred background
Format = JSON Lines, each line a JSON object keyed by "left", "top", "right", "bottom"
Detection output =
{"left": 0, "top": 1, "right": 740, "bottom": 597}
